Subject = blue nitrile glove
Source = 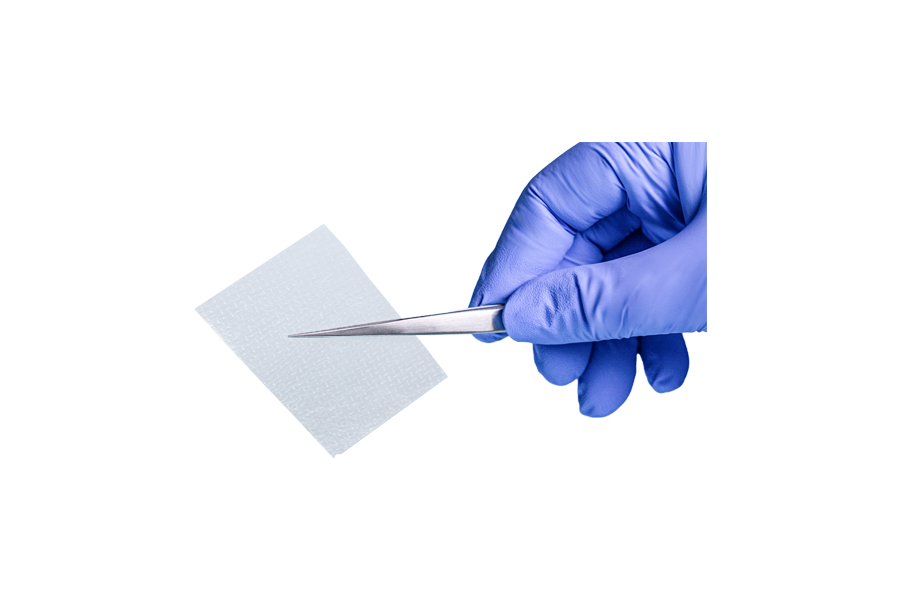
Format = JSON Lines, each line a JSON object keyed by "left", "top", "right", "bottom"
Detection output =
{"left": 470, "top": 142, "right": 707, "bottom": 417}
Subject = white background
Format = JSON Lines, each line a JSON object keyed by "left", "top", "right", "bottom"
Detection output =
{"left": 0, "top": 1, "right": 898, "bottom": 598}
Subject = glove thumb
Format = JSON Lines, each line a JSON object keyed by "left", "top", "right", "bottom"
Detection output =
{"left": 504, "top": 201, "right": 707, "bottom": 345}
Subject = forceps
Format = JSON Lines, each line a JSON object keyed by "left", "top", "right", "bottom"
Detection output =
{"left": 288, "top": 304, "right": 505, "bottom": 337}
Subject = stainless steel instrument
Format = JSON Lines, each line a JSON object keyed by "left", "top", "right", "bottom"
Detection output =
{"left": 289, "top": 304, "right": 505, "bottom": 338}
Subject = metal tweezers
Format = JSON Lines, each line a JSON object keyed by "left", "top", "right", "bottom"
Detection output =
{"left": 289, "top": 304, "right": 505, "bottom": 338}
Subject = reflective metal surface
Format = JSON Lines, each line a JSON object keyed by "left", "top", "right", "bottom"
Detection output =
{"left": 289, "top": 304, "right": 505, "bottom": 337}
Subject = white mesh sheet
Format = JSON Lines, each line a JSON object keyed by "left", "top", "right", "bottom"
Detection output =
{"left": 196, "top": 226, "right": 446, "bottom": 456}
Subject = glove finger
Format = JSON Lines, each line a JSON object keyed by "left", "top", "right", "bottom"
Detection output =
{"left": 533, "top": 342, "right": 593, "bottom": 386}
{"left": 554, "top": 228, "right": 656, "bottom": 358}
{"left": 473, "top": 331, "right": 507, "bottom": 343}
{"left": 672, "top": 142, "right": 707, "bottom": 224}
{"left": 638, "top": 334, "right": 689, "bottom": 393}
{"left": 531, "top": 225, "right": 604, "bottom": 381}
{"left": 475, "top": 215, "right": 627, "bottom": 343}
{"left": 554, "top": 208, "right": 642, "bottom": 270}
{"left": 553, "top": 233, "right": 605, "bottom": 270}
{"left": 469, "top": 143, "right": 631, "bottom": 310}
{"left": 577, "top": 338, "right": 638, "bottom": 418}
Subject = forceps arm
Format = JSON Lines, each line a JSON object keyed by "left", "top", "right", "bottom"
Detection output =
{"left": 288, "top": 304, "right": 505, "bottom": 337}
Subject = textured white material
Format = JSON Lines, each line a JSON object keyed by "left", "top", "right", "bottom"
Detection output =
{"left": 196, "top": 226, "right": 446, "bottom": 456}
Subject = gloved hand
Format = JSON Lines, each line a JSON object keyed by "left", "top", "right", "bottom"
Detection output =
{"left": 470, "top": 142, "right": 707, "bottom": 417}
